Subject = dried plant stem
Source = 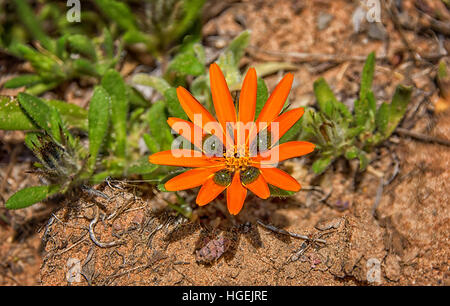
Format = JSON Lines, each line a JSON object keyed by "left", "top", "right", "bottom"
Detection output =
{"left": 396, "top": 128, "right": 450, "bottom": 147}
{"left": 247, "top": 46, "right": 385, "bottom": 63}
{"left": 89, "top": 207, "right": 124, "bottom": 248}
{"left": 256, "top": 220, "right": 326, "bottom": 244}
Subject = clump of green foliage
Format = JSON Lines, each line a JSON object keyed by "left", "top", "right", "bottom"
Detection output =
{"left": 94, "top": 0, "right": 206, "bottom": 56}
{"left": 1, "top": 70, "right": 158, "bottom": 210}
{"left": 4, "top": 29, "right": 120, "bottom": 95}
{"left": 297, "top": 53, "right": 412, "bottom": 174}
{"left": 1, "top": 0, "right": 206, "bottom": 59}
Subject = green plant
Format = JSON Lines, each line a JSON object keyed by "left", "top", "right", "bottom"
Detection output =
{"left": 94, "top": 0, "right": 206, "bottom": 57}
{"left": 4, "top": 28, "right": 120, "bottom": 95}
{"left": 1, "top": 70, "right": 161, "bottom": 210}
{"left": 297, "top": 52, "right": 412, "bottom": 174}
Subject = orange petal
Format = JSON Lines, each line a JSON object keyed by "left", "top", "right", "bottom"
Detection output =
{"left": 149, "top": 150, "right": 222, "bottom": 167}
{"left": 257, "top": 141, "right": 315, "bottom": 164}
{"left": 167, "top": 117, "right": 204, "bottom": 149}
{"left": 260, "top": 167, "right": 301, "bottom": 191}
{"left": 209, "top": 63, "right": 237, "bottom": 131}
{"left": 244, "top": 173, "right": 270, "bottom": 199}
{"left": 270, "top": 107, "right": 304, "bottom": 144}
{"left": 196, "top": 176, "right": 227, "bottom": 206}
{"left": 256, "top": 73, "right": 294, "bottom": 126}
{"left": 238, "top": 68, "right": 257, "bottom": 124}
{"left": 176, "top": 86, "right": 217, "bottom": 131}
{"left": 165, "top": 166, "right": 224, "bottom": 191}
{"left": 226, "top": 172, "right": 247, "bottom": 215}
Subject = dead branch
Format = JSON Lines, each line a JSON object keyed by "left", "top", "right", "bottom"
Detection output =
{"left": 396, "top": 127, "right": 450, "bottom": 147}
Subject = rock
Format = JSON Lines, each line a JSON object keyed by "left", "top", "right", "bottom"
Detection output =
{"left": 368, "top": 23, "right": 387, "bottom": 41}
{"left": 315, "top": 217, "right": 343, "bottom": 231}
{"left": 317, "top": 13, "right": 333, "bottom": 30}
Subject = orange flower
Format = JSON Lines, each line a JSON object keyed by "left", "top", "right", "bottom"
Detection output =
{"left": 149, "top": 63, "right": 315, "bottom": 215}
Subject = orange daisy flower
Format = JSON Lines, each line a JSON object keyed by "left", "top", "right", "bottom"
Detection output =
{"left": 149, "top": 63, "right": 315, "bottom": 215}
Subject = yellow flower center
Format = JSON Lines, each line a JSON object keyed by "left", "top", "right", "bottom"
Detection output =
{"left": 224, "top": 145, "right": 251, "bottom": 172}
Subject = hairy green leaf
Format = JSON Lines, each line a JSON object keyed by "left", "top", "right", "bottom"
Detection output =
{"left": 164, "top": 87, "right": 188, "bottom": 120}
{"left": 13, "top": 0, "right": 54, "bottom": 52}
{"left": 385, "top": 85, "right": 412, "bottom": 138}
{"left": 168, "top": 51, "right": 205, "bottom": 76}
{"left": 312, "top": 156, "right": 332, "bottom": 174}
{"left": 255, "top": 78, "right": 269, "bottom": 119}
{"left": 101, "top": 69, "right": 128, "bottom": 158}
{"left": 127, "top": 157, "right": 158, "bottom": 175}
{"left": 0, "top": 96, "right": 37, "bottom": 130}
{"left": 313, "top": 78, "right": 338, "bottom": 118}
{"left": 269, "top": 185, "right": 296, "bottom": 197}
{"left": 94, "top": 0, "right": 137, "bottom": 31}
{"left": 4, "top": 74, "right": 42, "bottom": 89}
{"left": 148, "top": 101, "right": 173, "bottom": 151}
{"left": 17, "top": 92, "right": 53, "bottom": 134}
{"left": 375, "top": 102, "right": 389, "bottom": 136}
{"left": 67, "top": 34, "right": 97, "bottom": 61}
{"left": 88, "top": 86, "right": 111, "bottom": 172}
{"left": 132, "top": 74, "right": 171, "bottom": 95}
{"left": 360, "top": 52, "right": 375, "bottom": 101}
{"left": 5, "top": 185, "right": 60, "bottom": 210}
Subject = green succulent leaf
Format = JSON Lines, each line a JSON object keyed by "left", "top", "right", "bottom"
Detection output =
{"left": 0, "top": 96, "right": 38, "bottom": 130}
{"left": 143, "top": 133, "right": 160, "bottom": 153}
{"left": 358, "top": 151, "right": 369, "bottom": 171}
{"left": 148, "top": 101, "right": 173, "bottom": 151}
{"left": 164, "top": 87, "right": 188, "bottom": 120}
{"left": 375, "top": 102, "right": 389, "bottom": 136}
{"left": 94, "top": 0, "right": 138, "bottom": 31}
{"left": 101, "top": 69, "right": 128, "bottom": 158}
{"left": 67, "top": 34, "right": 97, "bottom": 61}
{"left": 17, "top": 92, "right": 53, "bottom": 134}
{"left": 127, "top": 157, "right": 158, "bottom": 175}
{"left": 344, "top": 146, "right": 359, "bottom": 160}
{"left": 168, "top": 49, "right": 205, "bottom": 77}
{"left": 88, "top": 86, "right": 111, "bottom": 172}
{"left": 360, "top": 52, "right": 375, "bottom": 101}
{"left": 312, "top": 156, "right": 332, "bottom": 174}
{"left": 25, "top": 82, "right": 60, "bottom": 96}
{"left": 102, "top": 28, "right": 114, "bottom": 59}
{"left": 169, "top": 0, "right": 206, "bottom": 43}
{"left": 5, "top": 185, "right": 60, "bottom": 210}
{"left": 13, "top": 0, "right": 55, "bottom": 52}
{"left": 255, "top": 77, "right": 269, "bottom": 119}
{"left": 385, "top": 85, "right": 412, "bottom": 137}
{"left": 131, "top": 74, "right": 171, "bottom": 95}
{"left": 313, "top": 77, "right": 338, "bottom": 118}
{"left": 11, "top": 94, "right": 87, "bottom": 131}
{"left": 268, "top": 185, "right": 296, "bottom": 197}
{"left": 3, "top": 74, "right": 42, "bottom": 89}
{"left": 224, "top": 30, "right": 251, "bottom": 67}
{"left": 73, "top": 58, "right": 100, "bottom": 77}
